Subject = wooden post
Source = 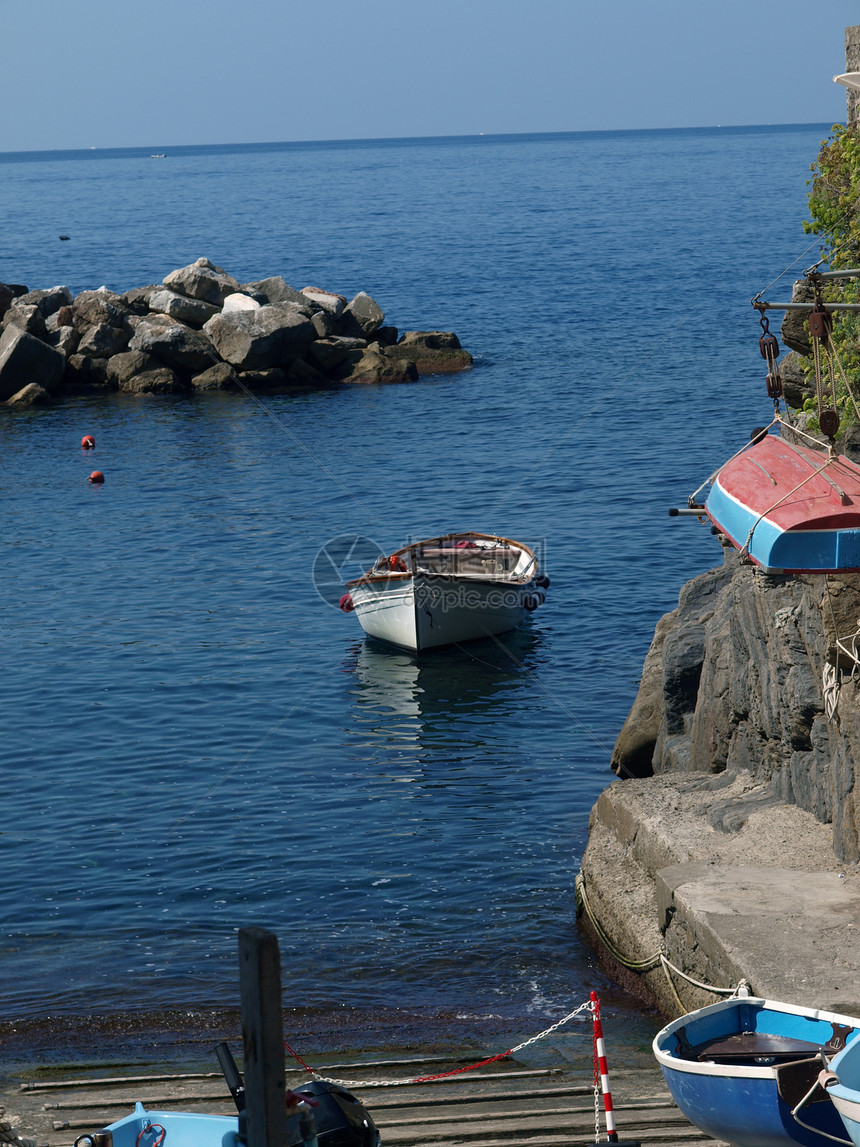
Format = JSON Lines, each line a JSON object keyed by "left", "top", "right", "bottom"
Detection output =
{"left": 846, "top": 26, "right": 860, "bottom": 126}
{"left": 239, "top": 927, "right": 286, "bottom": 1147}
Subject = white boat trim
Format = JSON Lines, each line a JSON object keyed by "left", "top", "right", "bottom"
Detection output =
{"left": 653, "top": 995, "right": 860, "bottom": 1081}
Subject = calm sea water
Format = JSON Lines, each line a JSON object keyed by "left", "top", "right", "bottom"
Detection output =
{"left": 0, "top": 125, "right": 833, "bottom": 1064}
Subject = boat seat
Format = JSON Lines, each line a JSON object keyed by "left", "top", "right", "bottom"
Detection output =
{"left": 418, "top": 547, "right": 512, "bottom": 556}
{"left": 688, "top": 1024, "right": 853, "bottom": 1066}
{"left": 415, "top": 549, "right": 521, "bottom": 576}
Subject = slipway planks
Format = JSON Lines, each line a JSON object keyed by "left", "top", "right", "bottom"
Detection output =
{"left": 8, "top": 1051, "right": 726, "bottom": 1147}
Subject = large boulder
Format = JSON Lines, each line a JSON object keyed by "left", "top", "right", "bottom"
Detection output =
{"left": 781, "top": 280, "right": 815, "bottom": 357}
{"left": 779, "top": 350, "right": 813, "bottom": 410}
{"left": 612, "top": 560, "right": 737, "bottom": 779}
{"left": 339, "top": 292, "right": 384, "bottom": 339}
{"left": 163, "top": 258, "right": 239, "bottom": 305}
{"left": 0, "top": 324, "right": 66, "bottom": 399}
{"left": 118, "top": 366, "right": 184, "bottom": 394}
{"left": 72, "top": 288, "right": 130, "bottom": 330}
{"left": 106, "top": 350, "right": 160, "bottom": 387}
{"left": 77, "top": 322, "right": 129, "bottom": 358}
{"left": 49, "top": 325, "right": 80, "bottom": 356}
{"left": 240, "top": 276, "right": 306, "bottom": 305}
{"left": 332, "top": 347, "right": 418, "bottom": 384}
{"left": 7, "top": 382, "right": 53, "bottom": 406}
{"left": 148, "top": 288, "right": 220, "bottom": 326}
{"left": 284, "top": 357, "right": 332, "bottom": 387}
{"left": 191, "top": 362, "right": 236, "bottom": 390}
{"left": 221, "top": 292, "right": 261, "bottom": 314}
{"left": 14, "top": 285, "right": 73, "bottom": 318}
{"left": 307, "top": 336, "right": 366, "bottom": 373}
{"left": 310, "top": 310, "right": 339, "bottom": 339}
{"left": 385, "top": 330, "right": 473, "bottom": 374}
{"left": 3, "top": 302, "right": 48, "bottom": 338}
{"left": 0, "top": 282, "right": 24, "bottom": 320}
{"left": 64, "top": 354, "right": 113, "bottom": 392}
{"left": 301, "top": 287, "right": 346, "bottom": 316}
{"left": 128, "top": 314, "right": 217, "bottom": 372}
{"left": 203, "top": 303, "right": 316, "bottom": 370}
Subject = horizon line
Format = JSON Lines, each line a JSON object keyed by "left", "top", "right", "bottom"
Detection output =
{"left": 0, "top": 120, "right": 841, "bottom": 159}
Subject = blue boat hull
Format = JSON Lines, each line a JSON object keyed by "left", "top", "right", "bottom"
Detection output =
{"left": 706, "top": 479, "right": 860, "bottom": 574}
{"left": 104, "top": 1103, "right": 240, "bottom": 1147}
{"left": 653, "top": 997, "right": 860, "bottom": 1147}
{"left": 824, "top": 1037, "right": 860, "bottom": 1145}
{"left": 658, "top": 1060, "right": 845, "bottom": 1147}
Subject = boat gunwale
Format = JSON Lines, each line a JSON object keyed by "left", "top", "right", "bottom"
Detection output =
{"left": 346, "top": 531, "right": 539, "bottom": 590}
{"left": 653, "top": 996, "right": 860, "bottom": 1082}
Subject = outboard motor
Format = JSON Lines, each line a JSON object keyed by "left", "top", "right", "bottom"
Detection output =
{"left": 287, "top": 1080, "right": 380, "bottom": 1147}
{"left": 215, "top": 1042, "right": 380, "bottom": 1147}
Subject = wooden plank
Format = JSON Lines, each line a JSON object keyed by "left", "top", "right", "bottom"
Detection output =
{"left": 238, "top": 926, "right": 285, "bottom": 1147}
{"left": 2, "top": 1052, "right": 729, "bottom": 1147}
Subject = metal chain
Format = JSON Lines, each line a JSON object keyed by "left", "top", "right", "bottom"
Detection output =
{"left": 297, "top": 999, "right": 595, "bottom": 1089}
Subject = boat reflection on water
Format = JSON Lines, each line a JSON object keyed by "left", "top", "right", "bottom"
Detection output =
{"left": 343, "top": 627, "right": 543, "bottom": 758}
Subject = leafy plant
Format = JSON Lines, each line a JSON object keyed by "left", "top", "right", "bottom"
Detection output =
{"left": 798, "top": 124, "right": 860, "bottom": 430}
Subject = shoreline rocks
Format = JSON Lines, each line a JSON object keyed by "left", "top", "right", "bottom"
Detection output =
{"left": 0, "top": 258, "right": 473, "bottom": 406}
{"left": 579, "top": 548, "right": 860, "bottom": 1018}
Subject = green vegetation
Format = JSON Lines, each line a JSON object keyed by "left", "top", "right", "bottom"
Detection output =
{"left": 801, "top": 123, "right": 860, "bottom": 429}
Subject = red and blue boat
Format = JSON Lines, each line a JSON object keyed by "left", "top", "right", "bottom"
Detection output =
{"left": 704, "top": 432, "right": 860, "bottom": 574}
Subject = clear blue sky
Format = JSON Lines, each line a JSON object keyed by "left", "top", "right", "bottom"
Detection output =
{"left": 1, "top": 0, "right": 858, "bottom": 151}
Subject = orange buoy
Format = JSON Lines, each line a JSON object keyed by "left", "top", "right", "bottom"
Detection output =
{"left": 88, "top": 471, "right": 105, "bottom": 484}
{"left": 81, "top": 435, "right": 95, "bottom": 449}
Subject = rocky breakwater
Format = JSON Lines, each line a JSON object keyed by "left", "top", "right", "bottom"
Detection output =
{"left": 578, "top": 548, "right": 860, "bottom": 1019}
{"left": 0, "top": 258, "right": 473, "bottom": 406}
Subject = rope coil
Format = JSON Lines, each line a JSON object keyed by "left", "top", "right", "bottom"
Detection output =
{"left": 575, "top": 872, "right": 750, "bottom": 1014}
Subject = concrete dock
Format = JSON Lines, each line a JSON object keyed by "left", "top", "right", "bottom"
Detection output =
{"left": 578, "top": 769, "right": 860, "bottom": 1019}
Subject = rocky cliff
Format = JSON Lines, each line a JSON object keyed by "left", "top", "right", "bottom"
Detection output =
{"left": 578, "top": 549, "right": 860, "bottom": 1017}
{"left": 611, "top": 551, "right": 860, "bottom": 859}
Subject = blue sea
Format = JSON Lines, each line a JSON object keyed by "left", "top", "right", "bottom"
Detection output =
{"left": 0, "top": 124, "right": 834, "bottom": 1065}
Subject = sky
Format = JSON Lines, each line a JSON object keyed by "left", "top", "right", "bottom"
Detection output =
{"left": 1, "top": 0, "right": 859, "bottom": 152}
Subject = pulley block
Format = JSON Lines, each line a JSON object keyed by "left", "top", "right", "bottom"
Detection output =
{"left": 809, "top": 308, "right": 833, "bottom": 340}
{"left": 820, "top": 408, "right": 840, "bottom": 438}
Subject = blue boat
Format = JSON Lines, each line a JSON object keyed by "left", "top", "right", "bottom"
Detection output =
{"left": 653, "top": 995, "right": 860, "bottom": 1147}
{"left": 99, "top": 1103, "right": 240, "bottom": 1147}
{"left": 74, "top": 1066, "right": 380, "bottom": 1147}
{"left": 704, "top": 434, "right": 860, "bottom": 574}
{"left": 821, "top": 1037, "right": 860, "bottom": 1145}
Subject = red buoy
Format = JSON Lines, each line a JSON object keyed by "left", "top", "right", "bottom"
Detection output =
{"left": 339, "top": 593, "right": 354, "bottom": 613}
{"left": 88, "top": 471, "right": 105, "bottom": 484}
{"left": 81, "top": 435, "right": 95, "bottom": 449}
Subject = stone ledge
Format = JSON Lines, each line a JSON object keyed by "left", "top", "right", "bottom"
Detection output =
{"left": 578, "top": 770, "right": 859, "bottom": 1017}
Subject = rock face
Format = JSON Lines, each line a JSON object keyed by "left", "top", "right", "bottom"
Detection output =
{"left": 611, "top": 549, "right": 860, "bottom": 857}
{"left": 0, "top": 325, "right": 66, "bottom": 400}
{"left": 582, "top": 546, "right": 860, "bottom": 1016}
{"left": 0, "top": 260, "right": 474, "bottom": 405}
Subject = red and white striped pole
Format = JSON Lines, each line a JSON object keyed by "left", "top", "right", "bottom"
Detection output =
{"left": 592, "top": 991, "right": 618, "bottom": 1142}
{"left": 588, "top": 991, "right": 640, "bottom": 1147}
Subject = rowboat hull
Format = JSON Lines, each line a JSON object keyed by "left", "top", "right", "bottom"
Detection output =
{"left": 104, "top": 1103, "right": 239, "bottom": 1147}
{"left": 823, "top": 1038, "right": 860, "bottom": 1145}
{"left": 705, "top": 434, "right": 860, "bottom": 574}
{"left": 345, "top": 532, "right": 545, "bottom": 653}
{"left": 349, "top": 574, "right": 531, "bottom": 652}
{"left": 653, "top": 996, "right": 860, "bottom": 1147}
